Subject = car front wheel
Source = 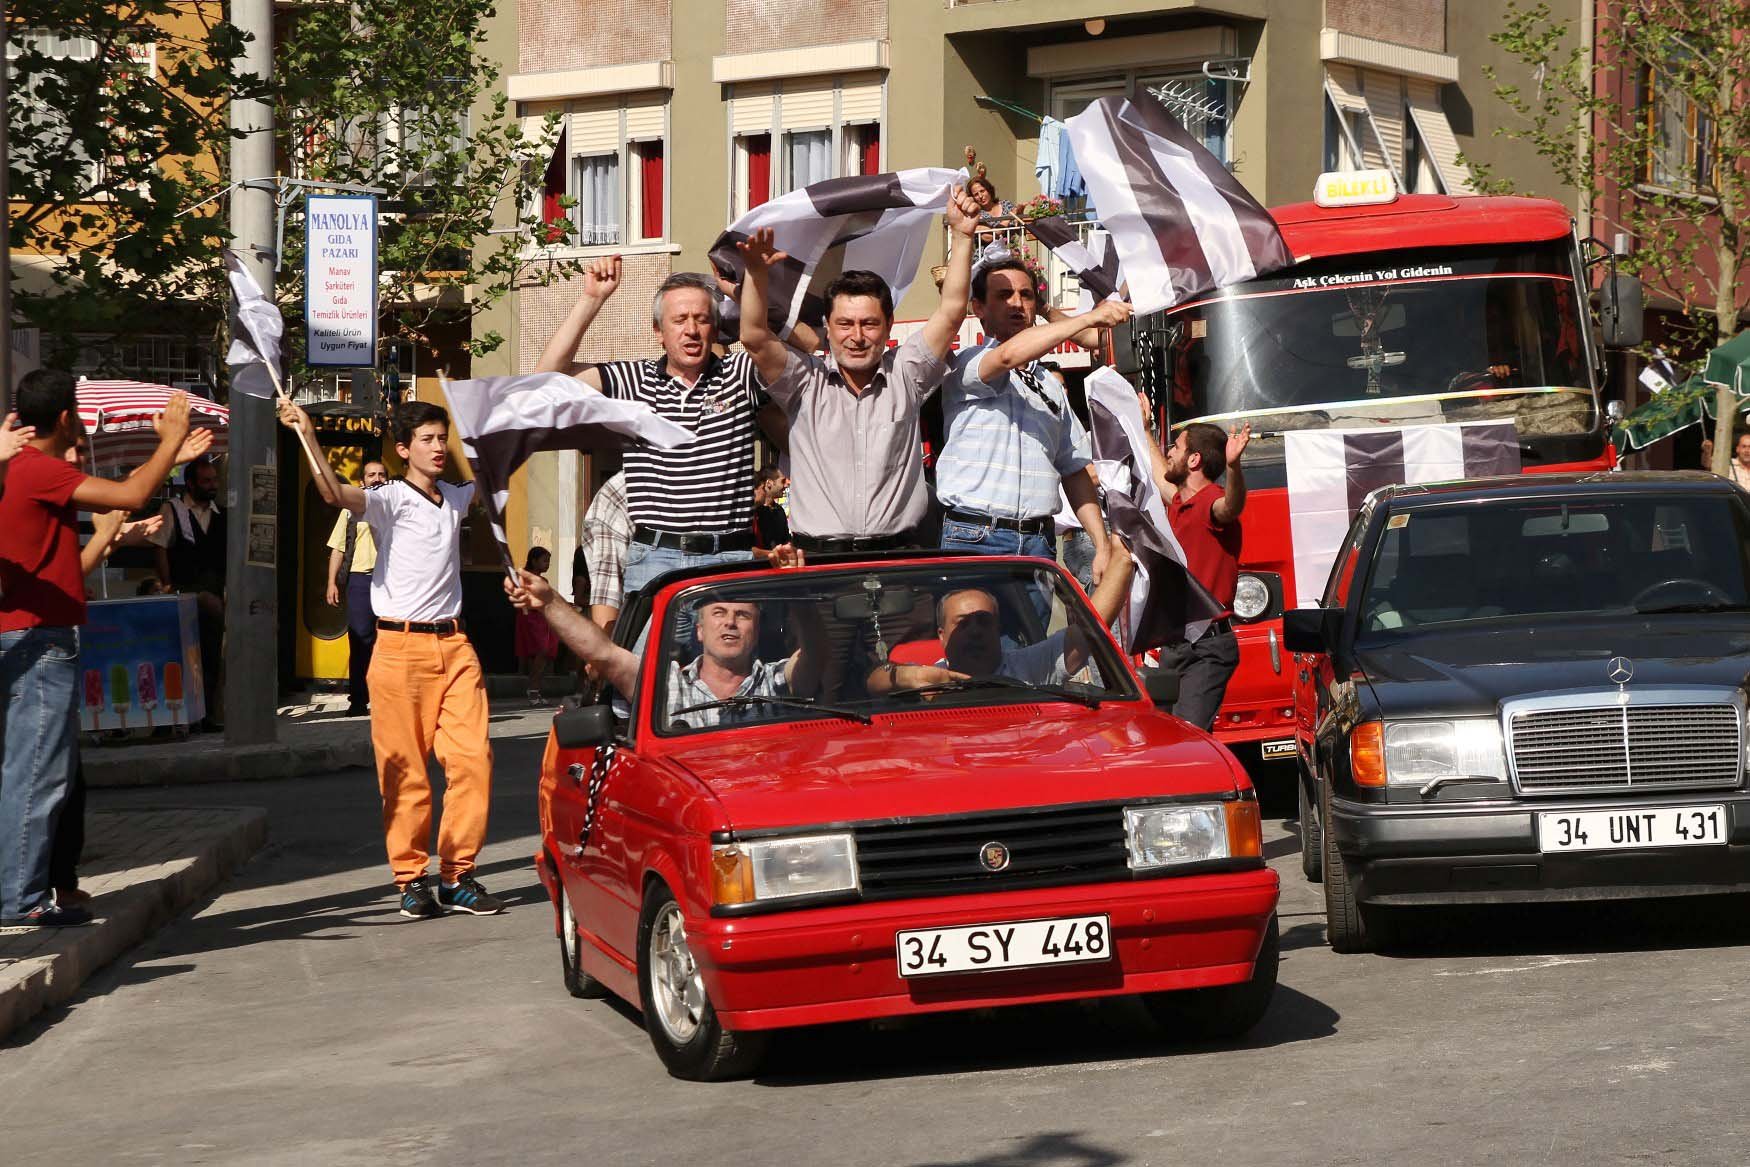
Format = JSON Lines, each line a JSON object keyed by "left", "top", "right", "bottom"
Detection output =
{"left": 1143, "top": 913, "right": 1279, "bottom": 1040}
{"left": 636, "top": 884, "right": 768, "bottom": 1081}
{"left": 1321, "top": 789, "right": 1393, "bottom": 953}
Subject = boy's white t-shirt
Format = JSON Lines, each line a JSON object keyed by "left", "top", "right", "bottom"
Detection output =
{"left": 363, "top": 478, "right": 474, "bottom": 622}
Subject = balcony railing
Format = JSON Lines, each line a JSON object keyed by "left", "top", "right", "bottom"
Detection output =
{"left": 948, "top": 212, "right": 1108, "bottom": 312}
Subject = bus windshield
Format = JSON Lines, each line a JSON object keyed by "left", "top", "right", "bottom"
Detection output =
{"left": 1163, "top": 243, "right": 1601, "bottom": 472}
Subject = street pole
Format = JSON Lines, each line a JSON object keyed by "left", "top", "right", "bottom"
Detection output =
{"left": 225, "top": 0, "right": 277, "bottom": 745}
{"left": 2, "top": 0, "right": 14, "bottom": 411}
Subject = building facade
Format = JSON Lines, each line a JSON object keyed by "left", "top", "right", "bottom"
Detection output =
{"left": 487, "top": 0, "right": 1585, "bottom": 597}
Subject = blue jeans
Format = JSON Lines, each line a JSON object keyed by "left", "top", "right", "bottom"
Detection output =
{"left": 1061, "top": 529, "right": 1097, "bottom": 592}
{"left": 623, "top": 543, "right": 756, "bottom": 647}
{"left": 940, "top": 519, "right": 1057, "bottom": 627}
{"left": 0, "top": 626, "right": 80, "bottom": 919}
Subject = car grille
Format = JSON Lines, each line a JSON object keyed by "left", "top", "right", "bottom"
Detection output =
{"left": 1508, "top": 703, "right": 1743, "bottom": 795}
{"left": 852, "top": 803, "right": 1131, "bottom": 902}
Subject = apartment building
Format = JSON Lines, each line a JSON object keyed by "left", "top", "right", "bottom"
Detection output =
{"left": 482, "top": 0, "right": 1581, "bottom": 593}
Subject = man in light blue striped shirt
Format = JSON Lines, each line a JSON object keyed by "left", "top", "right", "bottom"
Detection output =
{"left": 937, "top": 256, "right": 1131, "bottom": 613}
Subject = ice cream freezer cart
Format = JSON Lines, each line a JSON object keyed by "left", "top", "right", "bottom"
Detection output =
{"left": 79, "top": 595, "right": 207, "bottom": 732}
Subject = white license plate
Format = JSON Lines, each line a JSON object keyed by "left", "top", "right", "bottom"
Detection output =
{"left": 895, "top": 914, "right": 1112, "bottom": 978}
{"left": 1537, "top": 804, "right": 1728, "bottom": 853}
{"left": 1260, "top": 738, "right": 1297, "bottom": 760}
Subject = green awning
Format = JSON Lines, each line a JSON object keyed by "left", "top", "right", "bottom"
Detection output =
{"left": 1612, "top": 330, "right": 1750, "bottom": 454}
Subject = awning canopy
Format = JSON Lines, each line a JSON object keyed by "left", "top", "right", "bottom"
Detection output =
{"left": 1613, "top": 331, "right": 1750, "bottom": 454}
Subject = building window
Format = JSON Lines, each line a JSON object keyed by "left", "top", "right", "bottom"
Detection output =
{"left": 1638, "top": 62, "right": 1713, "bottom": 191}
{"left": 7, "top": 29, "right": 109, "bottom": 190}
{"left": 1138, "top": 73, "right": 1232, "bottom": 164}
{"left": 633, "top": 140, "right": 664, "bottom": 240}
{"left": 571, "top": 153, "right": 620, "bottom": 246}
{"left": 783, "top": 129, "right": 831, "bottom": 193}
{"left": 1402, "top": 113, "right": 1442, "bottom": 194}
{"left": 735, "top": 133, "right": 772, "bottom": 216}
{"left": 844, "top": 123, "right": 880, "bottom": 176}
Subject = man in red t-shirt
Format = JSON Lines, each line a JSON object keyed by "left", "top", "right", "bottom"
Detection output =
{"left": 1152, "top": 419, "right": 1251, "bottom": 729}
{"left": 0, "top": 370, "right": 206, "bottom": 927}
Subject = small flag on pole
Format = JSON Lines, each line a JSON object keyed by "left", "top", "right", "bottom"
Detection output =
{"left": 1066, "top": 96, "right": 1292, "bottom": 316}
{"left": 443, "top": 372, "right": 695, "bottom": 563}
{"left": 709, "top": 168, "right": 963, "bottom": 336}
{"left": 224, "top": 250, "right": 285, "bottom": 400}
{"left": 1284, "top": 421, "right": 1521, "bottom": 608}
{"left": 1082, "top": 367, "right": 1224, "bottom": 651}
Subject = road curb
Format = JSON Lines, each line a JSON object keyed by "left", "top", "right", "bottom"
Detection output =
{"left": 0, "top": 808, "right": 269, "bottom": 1042}
{"left": 84, "top": 741, "right": 376, "bottom": 788}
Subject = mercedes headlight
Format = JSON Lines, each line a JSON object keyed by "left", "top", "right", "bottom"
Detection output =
{"left": 711, "top": 834, "right": 859, "bottom": 905}
{"left": 1233, "top": 573, "right": 1270, "bottom": 620}
{"left": 1381, "top": 719, "right": 1507, "bottom": 787}
{"left": 1124, "top": 800, "right": 1262, "bottom": 870}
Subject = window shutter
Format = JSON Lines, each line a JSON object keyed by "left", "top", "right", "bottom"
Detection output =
{"left": 732, "top": 82, "right": 775, "bottom": 134}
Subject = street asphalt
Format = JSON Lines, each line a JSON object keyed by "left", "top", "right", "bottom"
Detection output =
{"left": 4, "top": 720, "right": 1749, "bottom": 1167}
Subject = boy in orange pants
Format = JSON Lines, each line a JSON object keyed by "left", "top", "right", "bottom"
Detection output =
{"left": 280, "top": 399, "right": 500, "bottom": 919}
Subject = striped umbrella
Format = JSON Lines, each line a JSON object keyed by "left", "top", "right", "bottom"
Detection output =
{"left": 74, "top": 379, "right": 230, "bottom": 472}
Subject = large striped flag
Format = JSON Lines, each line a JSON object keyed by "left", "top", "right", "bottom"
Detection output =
{"left": 1083, "top": 367, "right": 1223, "bottom": 651}
{"left": 444, "top": 372, "right": 694, "bottom": 561}
{"left": 708, "top": 168, "right": 962, "bottom": 336}
{"left": 1067, "top": 96, "right": 1292, "bottom": 316}
{"left": 1284, "top": 422, "right": 1521, "bottom": 608}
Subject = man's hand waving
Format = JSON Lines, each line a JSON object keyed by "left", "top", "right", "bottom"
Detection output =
{"left": 1225, "top": 422, "right": 1253, "bottom": 468}
{"left": 582, "top": 254, "right": 622, "bottom": 302}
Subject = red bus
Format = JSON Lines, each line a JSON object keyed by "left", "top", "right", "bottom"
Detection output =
{"left": 1143, "top": 186, "right": 1617, "bottom": 761}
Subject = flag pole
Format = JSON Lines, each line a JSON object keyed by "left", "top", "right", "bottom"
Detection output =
{"left": 436, "top": 371, "right": 522, "bottom": 588}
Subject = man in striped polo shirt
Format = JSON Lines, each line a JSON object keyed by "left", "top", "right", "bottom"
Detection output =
{"left": 537, "top": 258, "right": 770, "bottom": 599}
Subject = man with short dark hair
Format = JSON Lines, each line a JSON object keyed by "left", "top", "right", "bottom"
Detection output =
{"left": 326, "top": 459, "right": 389, "bottom": 716}
{"left": 0, "top": 370, "right": 206, "bottom": 927}
{"left": 536, "top": 260, "right": 772, "bottom": 597}
{"left": 735, "top": 185, "right": 983, "bottom": 553}
{"left": 751, "top": 465, "right": 790, "bottom": 551}
{"left": 1147, "top": 418, "right": 1252, "bottom": 729}
{"left": 279, "top": 398, "right": 500, "bottom": 920}
{"left": 936, "top": 257, "right": 1130, "bottom": 618}
{"left": 152, "top": 455, "right": 226, "bottom": 728}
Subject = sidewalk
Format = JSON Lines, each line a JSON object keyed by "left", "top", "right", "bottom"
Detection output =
{"left": 83, "top": 675, "right": 571, "bottom": 788}
{"left": 0, "top": 807, "right": 268, "bottom": 1041}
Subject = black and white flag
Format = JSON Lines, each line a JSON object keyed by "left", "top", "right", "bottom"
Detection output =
{"left": 1083, "top": 367, "right": 1224, "bottom": 651}
{"left": 444, "top": 372, "right": 694, "bottom": 556}
{"left": 1067, "top": 96, "right": 1292, "bottom": 316}
{"left": 1023, "top": 216, "right": 1123, "bottom": 305}
{"left": 1284, "top": 421, "right": 1521, "bottom": 608}
{"left": 709, "top": 168, "right": 962, "bottom": 336}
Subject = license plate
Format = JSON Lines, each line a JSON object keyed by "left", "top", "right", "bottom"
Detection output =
{"left": 1537, "top": 804, "right": 1728, "bottom": 853}
{"left": 1260, "top": 738, "right": 1297, "bottom": 760}
{"left": 895, "top": 914, "right": 1112, "bottom": 978}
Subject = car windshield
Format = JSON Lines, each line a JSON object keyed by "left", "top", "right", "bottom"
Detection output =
{"left": 653, "top": 562, "right": 1137, "bottom": 735}
{"left": 1163, "top": 243, "right": 1599, "bottom": 472}
{"left": 1355, "top": 493, "right": 1750, "bottom": 634}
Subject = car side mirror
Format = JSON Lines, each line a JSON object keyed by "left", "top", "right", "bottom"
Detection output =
{"left": 1600, "top": 273, "right": 1644, "bottom": 348}
{"left": 1282, "top": 606, "right": 1340, "bottom": 654}
{"left": 554, "top": 703, "right": 615, "bottom": 750}
{"left": 1141, "top": 669, "right": 1180, "bottom": 708}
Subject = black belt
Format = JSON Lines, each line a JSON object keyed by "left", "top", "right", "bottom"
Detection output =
{"left": 632, "top": 527, "right": 756, "bottom": 555}
{"left": 377, "top": 618, "right": 463, "bottom": 635}
{"left": 944, "top": 507, "right": 1054, "bottom": 537}
{"left": 793, "top": 532, "right": 915, "bottom": 554}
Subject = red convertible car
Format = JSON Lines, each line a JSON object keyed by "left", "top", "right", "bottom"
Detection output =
{"left": 534, "top": 553, "right": 1280, "bottom": 1079}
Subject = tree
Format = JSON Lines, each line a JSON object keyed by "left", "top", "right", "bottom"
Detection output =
{"left": 1467, "top": 1, "right": 1750, "bottom": 474}
{"left": 274, "top": 0, "right": 576, "bottom": 378}
{"left": 6, "top": 1, "right": 265, "bottom": 370}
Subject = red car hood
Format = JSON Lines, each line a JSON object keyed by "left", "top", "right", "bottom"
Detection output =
{"left": 659, "top": 703, "right": 1243, "bottom": 833}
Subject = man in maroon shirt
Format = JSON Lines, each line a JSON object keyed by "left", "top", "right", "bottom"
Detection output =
{"left": 0, "top": 370, "right": 205, "bottom": 927}
{"left": 1153, "top": 419, "right": 1250, "bottom": 729}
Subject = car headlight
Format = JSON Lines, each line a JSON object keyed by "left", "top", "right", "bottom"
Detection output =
{"left": 1232, "top": 573, "right": 1270, "bottom": 620}
{"left": 1124, "top": 800, "right": 1262, "bottom": 870}
{"left": 1381, "top": 719, "right": 1507, "bottom": 787}
{"left": 711, "top": 833, "right": 859, "bottom": 906}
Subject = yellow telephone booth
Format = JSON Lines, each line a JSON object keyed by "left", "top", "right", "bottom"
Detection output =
{"left": 293, "top": 405, "right": 390, "bottom": 687}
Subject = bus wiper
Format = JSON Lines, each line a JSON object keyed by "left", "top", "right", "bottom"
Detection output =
{"left": 1633, "top": 599, "right": 1750, "bottom": 615}
{"left": 891, "top": 675, "right": 1104, "bottom": 709}
{"left": 669, "top": 694, "right": 873, "bottom": 725}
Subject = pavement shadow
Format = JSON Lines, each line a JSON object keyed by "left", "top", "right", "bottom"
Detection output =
{"left": 747, "top": 980, "right": 1338, "bottom": 1087}
{"left": 907, "top": 1132, "right": 1129, "bottom": 1167}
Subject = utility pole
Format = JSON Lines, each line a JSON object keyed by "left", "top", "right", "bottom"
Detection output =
{"left": 2, "top": 0, "right": 14, "bottom": 411}
{"left": 225, "top": 0, "right": 277, "bottom": 745}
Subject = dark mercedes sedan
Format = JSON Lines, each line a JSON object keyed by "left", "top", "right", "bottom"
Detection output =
{"left": 1285, "top": 472, "right": 1750, "bottom": 952}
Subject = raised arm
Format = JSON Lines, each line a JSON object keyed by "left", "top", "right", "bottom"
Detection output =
{"left": 736, "top": 228, "right": 793, "bottom": 386}
{"left": 534, "top": 255, "right": 620, "bottom": 391}
{"left": 0, "top": 414, "right": 35, "bottom": 491}
{"left": 977, "top": 299, "right": 1132, "bottom": 384}
{"left": 1211, "top": 423, "right": 1251, "bottom": 524}
{"left": 506, "top": 569, "right": 639, "bottom": 697}
{"left": 277, "top": 400, "right": 365, "bottom": 515}
{"left": 920, "top": 186, "right": 981, "bottom": 359}
{"left": 1061, "top": 534, "right": 1135, "bottom": 676}
{"left": 71, "top": 393, "right": 209, "bottom": 514}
